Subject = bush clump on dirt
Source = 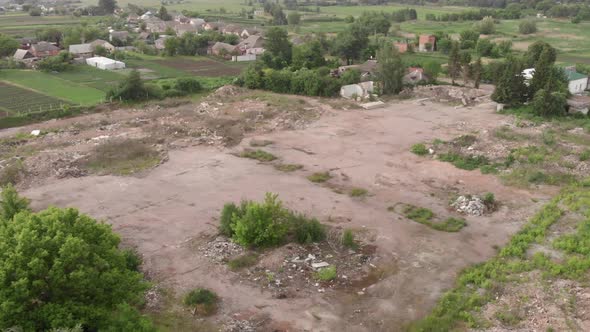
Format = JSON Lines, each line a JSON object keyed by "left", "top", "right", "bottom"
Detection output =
{"left": 220, "top": 193, "right": 327, "bottom": 248}
{"left": 219, "top": 201, "right": 249, "bottom": 237}
{"left": 183, "top": 288, "right": 218, "bottom": 315}
{"left": 411, "top": 143, "right": 429, "bottom": 156}
{"left": 227, "top": 253, "right": 259, "bottom": 271}
{"left": 314, "top": 266, "right": 337, "bottom": 282}
{"left": 294, "top": 216, "right": 326, "bottom": 244}
{"left": 0, "top": 161, "right": 24, "bottom": 186}
{"left": 239, "top": 149, "right": 277, "bottom": 162}
{"left": 307, "top": 171, "right": 332, "bottom": 183}
{"left": 341, "top": 229, "right": 358, "bottom": 249}
{"left": 439, "top": 152, "right": 489, "bottom": 171}
{"left": 231, "top": 193, "right": 290, "bottom": 247}
{"left": 82, "top": 139, "right": 161, "bottom": 175}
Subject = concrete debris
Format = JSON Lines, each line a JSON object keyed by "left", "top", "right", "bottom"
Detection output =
{"left": 451, "top": 195, "right": 486, "bottom": 216}
{"left": 360, "top": 101, "right": 385, "bottom": 110}
{"left": 223, "top": 319, "right": 256, "bottom": 332}
{"left": 412, "top": 85, "right": 489, "bottom": 106}
{"left": 30, "top": 130, "right": 41, "bottom": 136}
{"left": 55, "top": 166, "right": 87, "bottom": 179}
{"left": 311, "top": 262, "right": 330, "bottom": 269}
{"left": 201, "top": 236, "right": 244, "bottom": 262}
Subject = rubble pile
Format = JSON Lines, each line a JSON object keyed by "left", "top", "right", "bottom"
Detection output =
{"left": 413, "top": 85, "right": 489, "bottom": 106}
{"left": 200, "top": 237, "right": 244, "bottom": 263}
{"left": 451, "top": 195, "right": 487, "bottom": 216}
{"left": 222, "top": 319, "right": 256, "bottom": 332}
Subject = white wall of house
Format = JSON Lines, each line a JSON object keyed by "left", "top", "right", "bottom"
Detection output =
{"left": 569, "top": 78, "right": 588, "bottom": 95}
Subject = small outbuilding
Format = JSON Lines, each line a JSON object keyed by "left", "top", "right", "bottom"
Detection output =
{"left": 86, "top": 56, "right": 125, "bottom": 70}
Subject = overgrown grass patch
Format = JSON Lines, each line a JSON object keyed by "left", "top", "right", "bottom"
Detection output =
{"left": 274, "top": 163, "right": 303, "bottom": 172}
{"left": 307, "top": 171, "right": 332, "bottom": 183}
{"left": 82, "top": 139, "right": 161, "bottom": 175}
{"left": 349, "top": 187, "right": 368, "bottom": 198}
{"left": 227, "top": 253, "right": 258, "bottom": 271}
{"left": 314, "top": 266, "right": 337, "bottom": 282}
{"left": 183, "top": 288, "right": 218, "bottom": 316}
{"left": 0, "top": 160, "right": 24, "bottom": 186}
{"left": 438, "top": 152, "right": 489, "bottom": 171}
{"left": 402, "top": 204, "right": 466, "bottom": 232}
{"left": 239, "top": 149, "right": 277, "bottom": 162}
{"left": 341, "top": 229, "right": 358, "bottom": 250}
{"left": 411, "top": 143, "right": 429, "bottom": 156}
{"left": 249, "top": 139, "right": 273, "bottom": 147}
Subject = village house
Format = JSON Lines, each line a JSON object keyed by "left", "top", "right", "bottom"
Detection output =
{"left": 30, "top": 42, "right": 60, "bottom": 58}
{"left": 209, "top": 42, "right": 237, "bottom": 57}
{"left": 13, "top": 49, "right": 35, "bottom": 63}
{"left": 69, "top": 43, "right": 94, "bottom": 58}
{"left": 144, "top": 17, "right": 168, "bottom": 33}
{"left": 418, "top": 34, "right": 436, "bottom": 52}
{"left": 403, "top": 67, "right": 429, "bottom": 85}
{"left": 240, "top": 28, "right": 260, "bottom": 39}
{"left": 190, "top": 18, "right": 206, "bottom": 28}
{"left": 565, "top": 69, "right": 589, "bottom": 95}
{"left": 17, "top": 37, "right": 37, "bottom": 49}
{"left": 90, "top": 39, "right": 115, "bottom": 53}
{"left": 237, "top": 35, "right": 265, "bottom": 55}
{"left": 127, "top": 14, "right": 139, "bottom": 24}
{"left": 109, "top": 31, "right": 129, "bottom": 43}
{"left": 154, "top": 37, "right": 169, "bottom": 51}
{"left": 173, "top": 23, "right": 199, "bottom": 36}
{"left": 138, "top": 32, "right": 154, "bottom": 43}
{"left": 394, "top": 42, "right": 408, "bottom": 54}
{"left": 222, "top": 24, "right": 242, "bottom": 36}
{"left": 140, "top": 11, "right": 154, "bottom": 20}
{"left": 338, "top": 59, "right": 378, "bottom": 81}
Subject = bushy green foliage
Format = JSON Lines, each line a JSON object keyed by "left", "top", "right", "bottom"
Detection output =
{"left": 239, "top": 149, "right": 277, "bottom": 162}
{"left": 0, "top": 184, "right": 30, "bottom": 220}
{"left": 231, "top": 193, "right": 290, "bottom": 247}
{"left": 307, "top": 171, "right": 332, "bottom": 183}
{"left": 411, "top": 143, "right": 429, "bottom": 156}
{"left": 173, "top": 77, "right": 202, "bottom": 94}
{"left": 0, "top": 205, "right": 150, "bottom": 330}
{"left": 341, "top": 229, "right": 357, "bottom": 249}
{"left": 38, "top": 51, "right": 73, "bottom": 72}
{"left": 314, "top": 266, "right": 337, "bottom": 281}
{"left": 219, "top": 201, "right": 248, "bottom": 237}
{"left": 519, "top": 20, "right": 537, "bottom": 34}
{"left": 431, "top": 217, "right": 467, "bottom": 232}
{"left": 183, "top": 288, "right": 218, "bottom": 315}
{"left": 107, "top": 70, "right": 151, "bottom": 102}
{"left": 404, "top": 205, "right": 435, "bottom": 223}
{"left": 0, "top": 33, "right": 19, "bottom": 57}
{"left": 294, "top": 216, "right": 326, "bottom": 244}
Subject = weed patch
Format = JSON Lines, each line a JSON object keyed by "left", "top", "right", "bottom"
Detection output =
{"left": 314, "top": 266, "right": 337, "bottom": 281}
{"left": 307, "top": 171, "right": 332, "bottom": 183}
{"left": 274, "top": 163, "right": 303, "bottom": 172}
{"left": 239, "top": 149, "right": 277, "bottom": 162}
{"left": 402, "top": 204, "right": 466, "bottom": 232}
{"left": 349, "top": 187, "right": 368, "bottom": 198}
{"left": 249, "top": 139, "right": 273, "bottom": 147}
{"left": 411, "top": 143, "right": 429, "bottom": 156}
{"left": 294, "top": 216, "right": 326, "bottom": 244}
{"left": 227, "top": 253, "right": 258, "bottom": 271}
{"left": 82, "top": 139, "right": 161, "bottom": 175}
{"left": 183, "top": 288, "right": 218, "bottom": 316}
{"left": 439, "top": 152, "right": 489, "bottom": 170}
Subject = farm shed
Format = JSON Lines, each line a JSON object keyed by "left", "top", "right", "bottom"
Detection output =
{"left": 86, "top": 57, "right": 125, "bottom": 70}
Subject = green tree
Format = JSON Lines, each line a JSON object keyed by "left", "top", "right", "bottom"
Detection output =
{"left": 491, "top": 58, "right": 527, "bottom": 106}
{"left": 0, "top": 202, "right": 151, "bottom": 330}
{"left": 423, "top": 61, "right": 441, "bottom": 83}
{"left": 333, "top": 23, "right": 369, "bottom": 65}
{"left": 530, "top": 47, "right": 555, "bottom": 96}
{"left": 292, "top": 40, "right": 325, "bottom": 70}
{"left": 524, "top": 41, "right": 556, "bottom": 68}
{"left": 376, "top": 43, "right": 405, "bottom": 95}
{"left": 448, "top": 41, "right": 462, "bottom": 85}
{"left": 164, "top": 37, "right": 179, "bottom": 56}
{"left": 358, "top": 12, "right": 391, "bottom": 35}
{"left": 98, "top": 0, "right": 117, "bottom": 14}
{"left": 107, "top": 70, "right": 149, "bottom": 101}
{"left": 287, "top": 12, "right": 301, "bottom": 25}
{"left": 0, "top": 34, "right": 19, "bottom": 57}
{"left": 519, "top": 20, "right": 537, "bottom": 34}
{"left": 476, "top": 16, "right": 495, "bottom": 35}
{"left": 263, "top": 27, "right": 292, "bottom": 67}
{"left": 532, "top": 87, "right": 566, "bottom": 117}
{"left": 158, "top": 6, "right": 171, "bottom": 21}
{"left": 0, "top": 184, "right": 30, "bottom": 221}
{"left": 94, "top": 45, "right": 108, "bottom": 56}
{"left": 459, "top": 30, "right": 479, "bottom": 50}
{"left": 472, "top": 57, "right": 483, "bottom": 89}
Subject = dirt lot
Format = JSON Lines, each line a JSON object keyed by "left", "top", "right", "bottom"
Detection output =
{"left": 155, "top": 58, "right": 245, "bottom": 77}
{"left": 3, "top": 85, "right": 588, "bottom": 331}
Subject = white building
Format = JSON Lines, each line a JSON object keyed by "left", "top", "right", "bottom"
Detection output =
{"left": 86, "top": 57, "right": 125, "bottom": 70}
{"left": 565, "top": 70, "right": 589, "bottom": 95}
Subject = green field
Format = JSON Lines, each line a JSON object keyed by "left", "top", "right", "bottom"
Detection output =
{"left": 0, "top": 13, "right": 100, "bottom": 36}
{"left": 0, "top": 69, "right": 107, "bottom": 105}
{"left": 0, "top": 82, "right": 71, "bottom": 116}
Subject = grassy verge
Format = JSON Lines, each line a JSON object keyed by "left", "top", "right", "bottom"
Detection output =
{"left": 307, "top": 171, "right": 332, "bottom": 183}
{"left": 409, "top": 181, "right": 590, "bottom": 330}
{"left": 401, "top": 204, "right": 467, "bottom": 232}
{"left": 239, "top": 149, "right": 277, "bottom": 162}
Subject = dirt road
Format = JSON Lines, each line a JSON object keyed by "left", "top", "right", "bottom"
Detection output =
{"left": 20, "top": 96, "right": 551, "bottom": 331}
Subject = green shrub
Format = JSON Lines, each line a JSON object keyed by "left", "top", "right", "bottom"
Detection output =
{"left": 349, "top": 187, "right": 368, "bottom": 197}
{"left": 219, "top": 201, "right": 248, "bottom": 237}
{"left": 580, "top": 150, "right": 590, "bottom": 162}
{"left": 249, "top": 139, "right": 273, "bottom": 147}
{"left": 227, "top": 253, "right": 258, "bottom": 271}
{"left": 183, "top": 288, "right": 218, "bottom": 315}
{"left": 342, "top": 229, "right": 357, "bottom": 249}
{"left": 174, "top": 77, "right": 202, "bottom": 93}
{"left": 403, "top": 205, "right": 434, "bottom": 223}
{"left": 483, "top": 192, "right": 496, "bottom": 206}
{"left": 439, "top": 152, "right": 489, "bottom": 170}
{"left": 231, "top": 193, "right": 290, "bottom": 247}
{"left": 294, "top": 216, "right": 326, "bottom": 244}
{"left": 411, "top": 143, "right": 429, "bottom": 156}
{"left": 239, "top": 149, "right": 277, "bottom": 162}
{"left": 431, "top": 217, "right": 467, "bottom": 232}
{"left": 307, "top": 171, "right": 331, "bottom": 183}
{"left": 0, "top": 160, "right": 24, "bottom": 186}
{"left": 314, "top": 266, "right": 337, "bottom": 281}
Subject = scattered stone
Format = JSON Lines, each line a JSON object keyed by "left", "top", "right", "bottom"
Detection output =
{"left": 451, "top": 195, "right": 486, "bottom": 216}
{"left": 200, "top": 236, "right": 244, "bottom": 262}
{"left": 311, "top": 262, "right": 330, "bottom": 269}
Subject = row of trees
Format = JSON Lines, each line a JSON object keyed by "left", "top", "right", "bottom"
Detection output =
{"left": 425, "top": 7, "right": 521, "bottom": 21}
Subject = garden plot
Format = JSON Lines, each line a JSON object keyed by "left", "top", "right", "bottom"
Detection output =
{"left": 0, "top": 82, "right": 71, "bottom": 116}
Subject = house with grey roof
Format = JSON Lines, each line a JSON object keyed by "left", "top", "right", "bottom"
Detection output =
{"left": 69, "top": 43, "right": 94, "bottom": 58}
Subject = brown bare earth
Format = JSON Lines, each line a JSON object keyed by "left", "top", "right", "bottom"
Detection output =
{"left": 154, "top": 58, "right": 245, "bottom": 77}
{"left": 3, "top": 85, "right": 588, "bottom": 331}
